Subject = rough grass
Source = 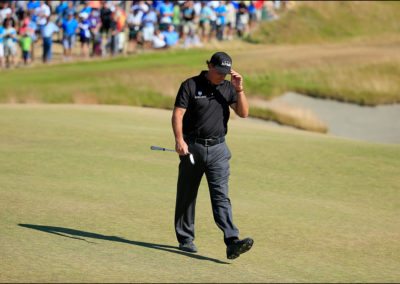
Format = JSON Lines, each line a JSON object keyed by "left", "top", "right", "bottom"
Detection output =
{"left": 0, "top": 104, "right": 399, "bottom": 282}
{"left": 248, "top": 1, "right": 400, "bottom": 44}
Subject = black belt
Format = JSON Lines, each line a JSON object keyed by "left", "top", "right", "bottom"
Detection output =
{"left": 186, "top": 136, "right": 225, "bottom": 147}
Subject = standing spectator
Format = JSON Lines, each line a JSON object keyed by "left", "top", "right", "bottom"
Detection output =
{"left": 248, "top": 1, "right": 257, "bottom": 31}
{"left": 254, "top": 0, "right": 264, "bottom": 21}
{"left": 80, "top": 2, "right": 92, "bottom": 15}
{"left": 27, "top": 0, "right": 41, "bottom": 22}
{"left": 172, "top": 1, "right": 181, "bottom": 36}
{"left": 159, "top": 0, "right": 173, "bottom": 31}
{"left": 109, "top": 11, "right": 118, "bottom": 56}
{"left": 236, "top": 1, "right": 249, "bottom": 37}
{"left": 215, "top": 1, "right": 227, "bottom": 41}
{"left": 55, "top": 1, "right": 68, "bottom": 23}
{"left": 225, "top": 1, "right": 236, "bottom": 41}
{"left": 41, "top": 16, "right": 59, "bottom": 63}
{"left": 132, "top": 1, "right": 149, "bottom": 14}
{"left": 0, "top": 2, "right": 12, "bottom": 24}
{"left": 0, "top": 24, "right": 4, "bottom": 68}
{"left": 61, "top": 12, "right": 78, "bottom": 61}
{"left": 78, "top": 12, "right": 91, "bottom": 58}
{"left": 115, "top": 6, "right": 126, "bottom": 54}
{"left": 100, "top": 1, "right": 112, "bottom": 56}
{"left": 199, "top": 2, "right": 212, "bottom": 43}
{"left": 64, "top": 1, "right": 76, "bottom": 20}
{"left": 3, "top": 19, "right": 17, "bottom": 68}
{"left": 35, "top": 1, "right": 51, "bottom": 31}
{"left": 141, "top": 6, "right": 157, "bottom": 49}
{"left": 181, "top": 1, "right": 196, "bottom": 42}
{"left": 2, "top": 6, "right": 17, "bottom": 28}
{"left": 127, "top": 7, "right": 143, "bottom": 54}
{"left": 55, "top": 0, "right": 68, "bottom": 42}
{"left": 88, "top": 8, "right": 101, "bottom": 56}
{"left": 27, "top": 12, "right": 37, "bottom": 62}
{"left": 208, "top": 1, "right": 218, "bottom": 41}
{"left": 19, "top": 30, "right": 32, "bottom": 65}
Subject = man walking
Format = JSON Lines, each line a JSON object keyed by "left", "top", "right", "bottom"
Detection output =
{"left": 172, "top": 51, "right": 253, "bottom": 260}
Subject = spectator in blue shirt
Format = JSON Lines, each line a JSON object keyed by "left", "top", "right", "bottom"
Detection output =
{"left": 142, "top": 7, "right": 157, "bottom": 49}
{"left": 159, "top": 0, "right": 174, "bottom": 31}
{"left": 62, "top": 12, "right": 78, "bottom": 60}
{"left": 27, "top": 0, "right": 40, "bottom": 23}
{"left": 215, "top": 2, "right": 227, "bottom": 41}
{"left": 55, "top": 1, "right": 68, "bottom": 24}
{"left": 41, "top": 16, "right": 59, "bottom": 63}
{"left": 80, "top": 2, "right": 92, "bottom": 16}
{"left": 0, "top": 25, "right": 4, "bottom": 68}
{"left": 162, "top": 24, "right": 179, "bottom": 47}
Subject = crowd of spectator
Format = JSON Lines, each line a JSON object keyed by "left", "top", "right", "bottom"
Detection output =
{"left": 0, "top": 0, "right": 292, "bottom": 69}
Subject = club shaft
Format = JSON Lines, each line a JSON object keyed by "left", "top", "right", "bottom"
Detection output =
{"left": 151, "top": 146, "right": 175, "bottom": 152}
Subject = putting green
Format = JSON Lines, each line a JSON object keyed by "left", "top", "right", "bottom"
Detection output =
{"left": 0, "top": 104, "right": 399, "bottom": 282}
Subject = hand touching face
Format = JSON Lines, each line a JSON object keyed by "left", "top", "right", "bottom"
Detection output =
{"left": 230, "top": 69, "right": 243, "bottom": 91}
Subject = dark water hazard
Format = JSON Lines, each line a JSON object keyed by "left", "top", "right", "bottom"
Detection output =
{"left": 273, "top": 92, "right": 400, "bottom": 144}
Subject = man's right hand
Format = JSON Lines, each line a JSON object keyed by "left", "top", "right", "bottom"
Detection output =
{"left": 175, "top": 139, "right": 189, "bottom": 156}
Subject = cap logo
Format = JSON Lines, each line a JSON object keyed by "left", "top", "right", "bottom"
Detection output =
{"left": 221, "top": 60, "right": 231, "bottom": 67}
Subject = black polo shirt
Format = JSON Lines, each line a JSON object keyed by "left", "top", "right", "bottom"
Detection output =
{"left": 174, "top": 71, "right": 238, "bottom": 139}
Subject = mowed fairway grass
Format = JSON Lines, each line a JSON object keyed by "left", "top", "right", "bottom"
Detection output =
{"left": 0, "top": 104, "right": 399, "bottom": 282}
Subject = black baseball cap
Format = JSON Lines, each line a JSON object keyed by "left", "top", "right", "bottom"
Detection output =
{"left": 207, "top": 52, "right": 232, "bottom": 74}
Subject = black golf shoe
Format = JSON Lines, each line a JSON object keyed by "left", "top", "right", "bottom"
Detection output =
{"left": 226, "top": 237, "right": 254, "bottom": 259}
{"left": 178, "top": 241, "right": 198, "bottom": 253}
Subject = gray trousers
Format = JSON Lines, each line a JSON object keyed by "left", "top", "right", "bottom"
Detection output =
{"left": 174, "top": 141, "right": 239, "bottom": 245}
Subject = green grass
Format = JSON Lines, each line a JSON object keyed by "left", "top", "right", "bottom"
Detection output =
{"left": 1, "top": 105, "right": 399, "bottom": 282}
{"left": 245, "top": 60, "right": 400, "bottom": 105}
{"left": 248, "top": 1, "right": 400, "bottom": 44}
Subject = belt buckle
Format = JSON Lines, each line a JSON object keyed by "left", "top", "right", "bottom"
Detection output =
{"left": 204, "top": 138, "right": 211, "bottom": 147}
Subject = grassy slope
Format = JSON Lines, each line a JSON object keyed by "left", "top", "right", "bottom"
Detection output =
{"left": 0, "top": 105, "right": 399, "bottom": 282}
{"left": 249, "top": 1, "right": 400, "bottom": 44}
{"left": 245, "top": 1, "right": 400, "bottom": 105}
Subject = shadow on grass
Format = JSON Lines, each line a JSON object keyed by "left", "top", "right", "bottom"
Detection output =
{"left": 18, "top": 224, "right": 229, "bottom": 264}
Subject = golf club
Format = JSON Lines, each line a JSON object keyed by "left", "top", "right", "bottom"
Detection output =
{"left": 150, "top": 145, "right": 195, "bottom": 165}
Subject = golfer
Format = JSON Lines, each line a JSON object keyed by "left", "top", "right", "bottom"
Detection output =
{"left": 172, "top": 51, "right": 253, "bottom": 259}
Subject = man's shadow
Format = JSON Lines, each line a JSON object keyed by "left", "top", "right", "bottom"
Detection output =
{"left": 18, "top": 224, "right": 229, "bottom": 264}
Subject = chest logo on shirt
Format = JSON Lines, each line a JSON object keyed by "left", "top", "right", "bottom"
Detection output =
{"left": 195, "top": 91, "right": 208, "bottom": 99}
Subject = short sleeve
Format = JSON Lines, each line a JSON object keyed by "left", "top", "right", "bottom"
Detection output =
{"left": 228, "top": 83, "right": 238, "bottom": 105}
{"left": 174, "top": 81, "right": 191, "bottom": 109}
